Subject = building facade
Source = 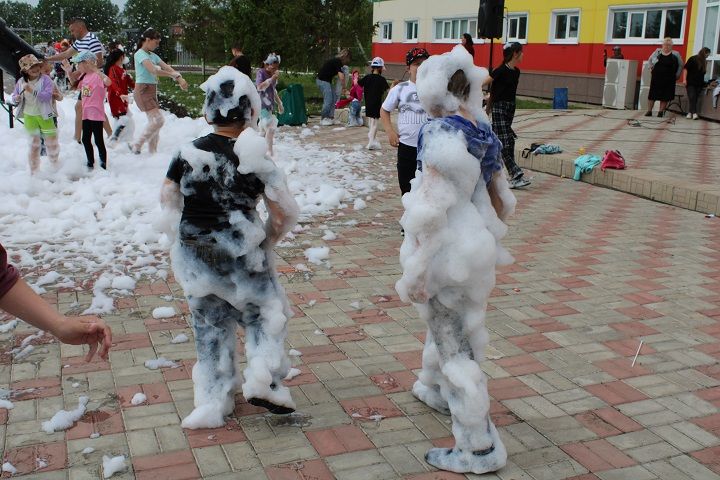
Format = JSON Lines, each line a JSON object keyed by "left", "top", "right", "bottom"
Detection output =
{"left": 372, "top": 0, "right": 718, "bottom": 113}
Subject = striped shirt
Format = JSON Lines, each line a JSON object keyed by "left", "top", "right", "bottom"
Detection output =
{"left": 72, "top": 32, "right": 104, "bottom": 55}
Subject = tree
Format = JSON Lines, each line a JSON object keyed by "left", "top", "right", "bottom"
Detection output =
{"left": 33, "top": 0, "right": 120, "bottom": 39}
{"left": 122, "top": 0, "right": 185, "bottom": 60}
{"left": 180, "top": 0, "right": 228, "bottom": 69}
{"left": 0, "top": 1, "right": 35, "bottom": 29}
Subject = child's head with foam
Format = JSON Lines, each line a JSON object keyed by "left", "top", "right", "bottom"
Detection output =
{"left": 416, "top": 45, "right": 488, "bottom": 119}
{"left": 200, "top": 66, "right": 261, "bottom": 128}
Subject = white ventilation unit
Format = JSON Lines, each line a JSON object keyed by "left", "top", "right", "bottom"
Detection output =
{"left": 602, "top": 59, "right": 638, "bottom": 109}
{"left": 637, "top": 60, "right": 655, "bottom": 112}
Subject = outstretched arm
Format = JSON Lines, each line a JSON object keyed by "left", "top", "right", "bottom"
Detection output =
{"left": 0, "top": 278, "right": 112, "bottom": 361}
{"left": 263, "top": 176, "right": 299, "bottom": 246}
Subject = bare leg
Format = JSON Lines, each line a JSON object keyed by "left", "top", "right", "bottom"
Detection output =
{"left": 659, "top": 101, "right": 668, "bottom": 112}
{"left": 103, "top": 113, "right": 111, "bottom": 136}
{"left": 265, "top": 126, "right": 275, "bottom": 157}
{"left": 29, "top": 136, "right": 41, "bottom": 174}
{"left": 45, "top": 135, "right": 60, "bottom": 167}
{"left": 74, "top": 100, "right": 82, "bottom": 143}
{"left": 133, "top": 109, "right": 164, "bottom": 153}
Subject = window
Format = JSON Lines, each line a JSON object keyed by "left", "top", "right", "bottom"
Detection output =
{"left": 405, "top": 20, "right": 418, "bottom": 41}
{"left": 381, "top": 22, "right": 392, "bottom": 41}
{"left": 551, "top": 10, "right": 580, "bottom": 43}
{"left": 507, "top": 13, "right": 528, "bottom": 42}
{"left": 702, "top": 0, "right": 720, "bottom": 81}
{"left": 434, "top": 18, "right": 478, "bottom": 41}
{"left": 608, "top": 6, "right": 686, "bottom": 42}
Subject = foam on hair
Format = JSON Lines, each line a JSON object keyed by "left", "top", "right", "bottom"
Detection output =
{"left": 201, "top": 66, "right": 260, "bottom": 127}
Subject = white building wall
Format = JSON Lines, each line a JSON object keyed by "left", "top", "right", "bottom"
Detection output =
{"left": 373, "top": 0, "right": 482, "bottom": 43}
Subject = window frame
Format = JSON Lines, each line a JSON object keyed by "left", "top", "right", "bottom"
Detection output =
{"left": 432, "top": 16, "right": 481, "bottom": 43}
{"left": 380, "top": 21, "right": 393, "bottom": 42}
{"left": 506, "top": 12, "right": 529, "bottom": 44}
{"left": 405, "top": 19, "right": 419, "bottom": 42}
{"left": 606, "top": 3, "right": 687, "bottom": 45}
{"left": 550, "top": 9, "right": 581, "bottom": 45}
{"left": 698, "top": 0, "right": 720, "bottom": 81}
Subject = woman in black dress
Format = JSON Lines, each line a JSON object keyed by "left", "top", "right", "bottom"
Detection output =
{"left": 646, "top": 37, "right": 683, "bottom": 117}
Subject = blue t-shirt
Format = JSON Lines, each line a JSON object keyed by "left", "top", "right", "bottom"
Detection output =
{"left": 417, "top": 115, "right": 503, "bottom": 186}
{"left": 134, "top": 49, "right": 162, "bottom": 84}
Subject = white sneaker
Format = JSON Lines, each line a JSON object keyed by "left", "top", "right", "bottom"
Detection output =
{"left": 687, "top": 113, "right": 693, "bottom": 119}
{"left": 320, "top": 118, "right": 333, "bottom": 126}
{"left": 693, "top": 114, "right": 699, "bottom": 120}
{"left": 367, "top": 140, "right": 381, "bottom": 150}
{"left": 509, "top": 177, "right": 531, "bottom": 189}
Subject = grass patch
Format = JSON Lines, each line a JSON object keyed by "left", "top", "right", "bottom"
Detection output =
{"left": 157, "top": 71, "right": 590, "bottom": 118}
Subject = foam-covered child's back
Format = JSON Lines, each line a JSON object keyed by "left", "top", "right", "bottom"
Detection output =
{"left": 416, "top": 45, "right": 488, "bottom": 119}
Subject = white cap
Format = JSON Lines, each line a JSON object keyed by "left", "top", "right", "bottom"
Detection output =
{"left": 264, "top": 53, "right": 281, "bottom": 65}
{"left": 370, "top": 56, "right": 385, "bottom": 68}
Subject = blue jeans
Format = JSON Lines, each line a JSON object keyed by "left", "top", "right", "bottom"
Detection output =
{"left": 316, "top": 78, "right": 337, "bottom": 120}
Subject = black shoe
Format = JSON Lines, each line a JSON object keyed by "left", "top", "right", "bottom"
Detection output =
{"left": 657, "top": 111, "right": 664, "bottom": 118}
{"left": 247, "top": 397, "right": 295, "bottom": 415}
{"left": 644, "top": 111, "right": 652, "bottom": 117}
{"left": 100, "top": 163, "right": 107, "bottom": 170}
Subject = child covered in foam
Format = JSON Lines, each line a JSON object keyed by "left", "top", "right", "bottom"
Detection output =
{"left": 160, "top": 66, "right": 300, "bottom": 429}
{"left": 396, "top": 45, "right": 516, "bottom": 475}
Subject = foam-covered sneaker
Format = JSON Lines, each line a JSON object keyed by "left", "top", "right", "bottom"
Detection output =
{"left": 320, "top": 118, "right": 333, "bottom": 126}
{"left": 509, "top": 177, "right": 531, "bottom": 189}
{"left": 693, "top": 114, "right": 699, "bottom": 120}
{"left": 687, "top": 113, "right": 693, "bottom": 119}
{"left": 127, "top": 143, "right": 140, "bottom": 155}
{"left": 412, "top": 380, "right": 450, "bottom": 415}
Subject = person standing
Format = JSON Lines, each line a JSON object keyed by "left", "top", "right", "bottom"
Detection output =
{"left": 104, "top": 48, "right": 136, "bottom": 143}
{"left": 461, "top": 33, "right": 475, "bottom": 59}
{"left": 316, "top": 49, "right": 352, "bottom": 125}
{"left": 256, "top": 53, "right": 284, "bottom": 156}
{"left": 485, "top": 42, "right": 530, "bottom": 189}
{"left": 380, "top": 47, "right": 430, "bottom": 197}
{"left": 603, "top": 45, "right": 625, "bottom": 67}
{"left": 129, "top": 28, "right": 188, "bottom": 155}
{"left": 684, "top": 47, "right": 712, "bottom": 120}
{"left": 45, "top": 18, "right": 108, "bottom": 142}
{"left": 74, "top": 51, "right": 112, "bottom": 170}
{"left": 229, "top": 42, "right": 251, "bottom": 77}
{"left": 359, "top": 57, "right": 389, "bottom": 149}
{"left": 645, "top": 37, "right": 683, "bottom": 117}
{"left": 161, "top": 67, "right": 299, "bottom": 429}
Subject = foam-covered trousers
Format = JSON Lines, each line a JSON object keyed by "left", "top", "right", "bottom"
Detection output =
{"left": 181, "top": 240, "right": 291, "bottom": 415}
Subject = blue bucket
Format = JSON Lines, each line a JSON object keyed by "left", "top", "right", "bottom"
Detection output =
{"left": 553, "top": 87, "right": 569, "bottom": 109}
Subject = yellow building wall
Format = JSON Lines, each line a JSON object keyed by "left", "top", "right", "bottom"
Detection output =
{"left": 507, "top": 0, "right": 688, "bottom": 44}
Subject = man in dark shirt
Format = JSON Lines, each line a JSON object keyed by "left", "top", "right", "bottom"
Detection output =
{"left": 316, "top": 48, "right": 351, "bottom": 125}
{"left": 229, "top": 42, "right": 251, "bottom": 77}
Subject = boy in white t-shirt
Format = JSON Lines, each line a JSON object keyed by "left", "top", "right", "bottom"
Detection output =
{"left": 380, "top": 47, "right": 430, "bottom": 197}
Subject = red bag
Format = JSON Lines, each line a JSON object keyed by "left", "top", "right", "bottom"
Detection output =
{"left": 600, "top": 150, "right": 625, "bottom": 171}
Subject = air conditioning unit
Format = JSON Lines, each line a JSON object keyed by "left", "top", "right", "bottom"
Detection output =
{"left": 637, "top": 60, "right": 655, "bottom": 112}
{"left": 602, "top": 59, "right": 638, "bottom": 109}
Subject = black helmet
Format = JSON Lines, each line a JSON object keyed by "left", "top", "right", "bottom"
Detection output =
{"left": 405, "top": 47, "right": 430, "bottom": 66}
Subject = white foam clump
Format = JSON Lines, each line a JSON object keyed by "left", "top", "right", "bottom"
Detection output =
{"left": 144, "top": 357, "right": 178, "bottom": 370}
{"left": 89, "top": 432, "right": 101, "bottom": 439}
{"left": 294, "top": 263, "right": 311, "bottom": 272}
{"left": 304, "top": 246, "right": 329, "bottom": 265}
{"left": 170, "top": 333, "right": 189, "bottom": 344}
{"left": 42, "top": 396, "right": 89, "bottom": 433}
{"left": 288, "top": 349, "right": 302, "bottom": 356}
{"left": 35, "top": 271, "right": 61, "bottom": 287}
{"left": 353, "top": 198, "right": 367, "bottom": 210}
{"left": 284, "top": 368, "right": 302, "bottom": 380}
{"left": 130, "top": 393, "right": 147, "bottom": 405}
{"left": 0, "top": 399, "right": 14, "bottom": 409}
{"left": 350, "top": 301, "right": 361, "bottom": 309}
{"left": 102, "top": 455, "right": 127, "bottom": 478}
{"left": 35, "top": 458, "right": 48, "bottom": 469}
{"left": 81, "top": 447, "right": 95, "bottom": 454}
{"left": 321, "top": 230, "right": 337, "bottom": 241}
{"left": 111, "top": 275, "right": 136, "bottom": 291}
{"left": 81, "top": 275, "right": 114, "bottom": 315}
{"left": 0, "top": 320, "right": 18, "bottom": 333}
{"left": 2, "top": 462, "right": 16, "bottom": 475}
{"left": 152, "top": 307, "right": 176, "bottom": 319}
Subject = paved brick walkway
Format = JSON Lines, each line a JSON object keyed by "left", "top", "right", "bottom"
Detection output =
{"left": 1, "top": 121, "right": 719, "bottom": 479}
{"left": 512, "top": 109, "right": 720, "bottom": 215}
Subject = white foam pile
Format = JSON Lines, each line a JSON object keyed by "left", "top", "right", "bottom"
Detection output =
{"left": 144, "top": 357, "right": 178, "bottom": 370}
{"left": 304, "top": 246, "right": 329, "bottom": 265}
{"left": 152, "top": 306, "right": 176, "bottom": 319}
{"left": 170, "top": 333, "right": 189, "bottom": 344}
{"left": 130, "top": 392, "right": 147, "bottom": 405}
{"left": 0, "top": 91, "right": 382, "bottom": 311}
{"left": 41, "top": 396, "right": 88, "bottom": 433}
{"left": 102, "top": 455, "right": 127, "bottom": 478}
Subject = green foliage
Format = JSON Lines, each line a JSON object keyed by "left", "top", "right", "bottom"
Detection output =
{"left": 0, "top": 1, "right": 35, "bottom": 29}
{"left": 122, "top": 0, "right": 185, "bottom": 60}
{"left": 180, "top": 0, "right": 228, "bottom": 63}
{"left": 33, "top": 0, "right": 120, "bottom": 38}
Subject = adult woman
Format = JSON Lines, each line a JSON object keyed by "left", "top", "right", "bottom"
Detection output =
{"left": 461, "top": 33, "right": 475, "bottom": 58}
{"left": 684, "top": 47, "right": 712, "bottom": 120}
{"left": 645, "top": 37, "right": 683, "bottom": 117}
{"left": 129, "top": 28, "right": 188, "bottom": 154}
{"left": 485, "top": 42, "right": 529, "bottom": 189}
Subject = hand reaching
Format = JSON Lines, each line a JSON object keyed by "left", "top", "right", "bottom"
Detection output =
{"left": 53, "top": 316, "right": 112, "bottom": 361}
{"left": 178, "top": 78, "right": 189, "bottom": 91}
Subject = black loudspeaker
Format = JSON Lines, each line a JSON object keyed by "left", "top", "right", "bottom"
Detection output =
{"left": 477, "top": 0, "right": 505, "bottom": 39}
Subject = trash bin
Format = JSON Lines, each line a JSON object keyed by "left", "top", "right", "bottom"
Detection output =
{"left": 553, "top": 87, "right": 569, "bottom": 109}
{"left": 277, "top": 83, "right": 307, "bottom": 126}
